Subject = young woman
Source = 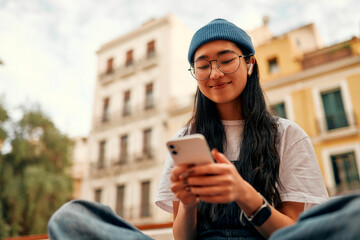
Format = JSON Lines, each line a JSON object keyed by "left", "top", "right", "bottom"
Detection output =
{"left": 48, "top": 18, "right": 336, "bottom": 240}
{"left": 155, "top": 18, "right": 329, "bottom": 239}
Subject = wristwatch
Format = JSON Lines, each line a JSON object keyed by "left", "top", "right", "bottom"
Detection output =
{"left": 241, "top": 193, "right": 272, "bottom": 226}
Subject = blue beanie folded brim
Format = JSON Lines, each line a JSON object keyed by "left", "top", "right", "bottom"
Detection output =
{"left": 188, "top": 19, "right": 255, "bottom": 65}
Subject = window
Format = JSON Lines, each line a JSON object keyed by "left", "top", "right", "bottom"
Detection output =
{"left": 331, "top": 151, "right": 360, "bottom": 193}
{"left": 98, "top": 140, "right": 106, "bottom": 169}
{"left": 140, "top": 181, "right": 150, "bottom": 217}
{"left": 143, "top": 128, "right": 152, "bottom": 158}
{"left": 321, "top": 89, "right": 349, "bottom": 130}
{"left": 125, "top": 50, "right": 133, "bottom": 66}
{"left": 102, "top": 98, "right": 110, "bottom": 122}
{"left": 106, "top": 57, "right": 114, "bottom": 74}
{"left": 296, "top": 38, "right": 301, "bottom": 48}
{"left": 268, "top": 57, "right": 279, "bottom": 74}
{"left": 123, "top": 90, "right": 131, "bottom": 116}
{"left": 116, "top": 185, "right": 125, "bottom": 216}
{"left": 272, "top": 102, "right": 287, "bottom": 119}
{"left": 144, "top": 83, "right": 154, "bottom": 110}
{"left": 119, "top": 135, "right": 128, "bottom": 163}
{"left": 146, "top": 40, "right": 155, "bottom": 58}
{"left": 94, "top": 188, "right": 102, "bottom": 202}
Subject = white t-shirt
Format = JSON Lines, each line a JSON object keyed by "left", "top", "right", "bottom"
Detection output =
{"left": 155, "top": 118, "right": 329, "bottom": 214}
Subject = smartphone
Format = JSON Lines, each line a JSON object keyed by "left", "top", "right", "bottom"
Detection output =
{"left": 166, "top": 134, "right": 214, "bottom": 165}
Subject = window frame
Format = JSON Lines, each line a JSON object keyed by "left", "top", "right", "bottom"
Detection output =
{"left": 144, "top": 82, "right": 154, "bottom": 110}
{"left": 322, "top": 143, "right": 360, "bottom": 195}
{"left": 94, "top": 188, "right": 102, "bottom": 203}
{"left": 125, "top": 49, "right": 134, "bottom": 66}
{"left": 313, "top": 80, "right": 355, "bottom": 134}
{"left": 268, "top": 57, "right": 280, "bottom": 74}
{"left": 102, "top": 97, "right": 110, "bottom": 123}
{"left": 140, "top": 180, "right": 151, "bottom": 217}
{"left": 122, "top": 90, "right": 131, "bottom": 116}
{"left": 98, "top": 140, "right": 106, "bottom": 169}
{"left": 119, "top": 134, "right": 128, "bottom": 163}
{"left": 146, "top": 40, "right": 156, "bottom": 58}
{"left": 269, "top": 95, "right": 294, "bottom": 120}
{"left": 106, "top": 57, "right": 114, "bottom": 74}
{"left": 143, "top": 128, "right": 152, "bottom": 157}
{"left": 116, "top": 185, "right": 126, "bottom": 217}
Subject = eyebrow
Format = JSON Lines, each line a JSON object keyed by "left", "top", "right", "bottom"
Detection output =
{"left": 194, "top": 49, "right": 235, "bottom": 62}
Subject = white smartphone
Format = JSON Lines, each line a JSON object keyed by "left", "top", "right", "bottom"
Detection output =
{"left": 166, "top": 134, "right": 214, "bottom": 165}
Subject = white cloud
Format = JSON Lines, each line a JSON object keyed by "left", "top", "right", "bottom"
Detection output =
{"left": 0, "top": 0, "right": 358, "bottom": 137}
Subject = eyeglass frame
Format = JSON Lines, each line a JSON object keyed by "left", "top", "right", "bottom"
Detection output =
{"left": 188, "top": 51, "right": 252, "bottom": 81}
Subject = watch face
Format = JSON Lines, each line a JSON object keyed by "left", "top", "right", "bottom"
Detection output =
{"left": 251, "top": 204, "right": 271, "bottom": 226}
{"left": 242, "top": 195, "right": 272, "bottom": 227}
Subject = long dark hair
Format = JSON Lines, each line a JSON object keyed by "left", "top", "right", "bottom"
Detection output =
{"left": 186, "top": 58, "right": 282, "bottom": 225}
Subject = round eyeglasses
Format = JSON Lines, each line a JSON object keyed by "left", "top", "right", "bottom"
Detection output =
{"left": 188, "top": 51, "right": 250, "bottom": 81}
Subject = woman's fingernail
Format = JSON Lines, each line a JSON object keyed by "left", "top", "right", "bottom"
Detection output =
{"left": 180, "top": 170, "right": 194, "bottom": 179}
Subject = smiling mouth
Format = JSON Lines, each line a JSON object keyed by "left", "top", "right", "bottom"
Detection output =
{"left": 210, "top": 82, "right": 231, "bottom": 88}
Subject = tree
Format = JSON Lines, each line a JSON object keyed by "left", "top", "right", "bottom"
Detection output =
{"left": 0, "top": 102, "right": 73, "bottom": 238}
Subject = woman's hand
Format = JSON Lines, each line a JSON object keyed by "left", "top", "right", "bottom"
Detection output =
{"left": 183, "top": 149, "right": 248, "bottom": 204}
{"left": 170, "top": 164, "right": 199, "bottom": 207}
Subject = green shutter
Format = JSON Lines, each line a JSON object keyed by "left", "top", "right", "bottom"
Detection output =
{"left": 321, "top": 89, "right": 348, "bottom": 130}
{"left": 331, "top": 152, "right": 360, "bottom": 193}
{"left": 273, "top": 102, "right": 287, "bottom": 119}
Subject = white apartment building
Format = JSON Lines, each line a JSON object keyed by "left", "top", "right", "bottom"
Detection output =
{"left": 78, "top": 14, "right": 195, "bottom": 237}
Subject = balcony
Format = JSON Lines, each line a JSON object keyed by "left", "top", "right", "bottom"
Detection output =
{"left": 314, "top": 111, "right": 358, "bottom": 142}
{"left": 135, "top": 148, "right": 155, "bottom": 162}
{"left": 92, "top": 100, "right": 159, "bottom": 130}
{"left": 140, "top": 52, "right": 158, "bottom": 70}
{"left": 89, "top": 162, "right": 111, "bottom": 178}
{"left": 98, "top": 52, "right": 159, "bottom": 83}
{"left": 98, "top": 70, "right": 117, "bottom": 84}
{"left": 119, "top": 62, "right": 137, "bottom": 78}
{"left": 89, "top": 150, "right": 156, "bottom": 178}
{"left": 302, "top": 42, "right": 353, "bottom": 69}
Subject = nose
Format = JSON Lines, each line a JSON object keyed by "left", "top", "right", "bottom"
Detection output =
{"left": 209, "top": 61, "right": 224, "bottom": 80}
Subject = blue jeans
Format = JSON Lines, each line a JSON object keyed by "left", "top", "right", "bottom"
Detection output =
{"left": 48, "top": 194, "right": 360, "bottom": 240}
{"left": 48, "top": 200, "right": 153, "bottom": 240}
{"left": 270, "top": 193, "right": 360, "bottom": 240}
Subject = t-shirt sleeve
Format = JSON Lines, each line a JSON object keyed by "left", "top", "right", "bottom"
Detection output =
{"left": 155, "top": 151, "right": 178, "bottom": 213}
{"left": 277, "top": 120, "right": 329, "bottom": 210}
{"left": 155, "top": 128, "right": 187, "bottom": 213}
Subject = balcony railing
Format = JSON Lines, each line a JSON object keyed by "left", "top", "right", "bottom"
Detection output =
{"left": 98, "top": 52, "right": 159, "bottom": 83}
{"left": 315, "top": 110, "right": 358, "bottom": 141}
{"left": 89, "top": 150, "right": 156, "bottom": 178}
{"left": 92, "top": 100, "right": 159, "bottom": 130}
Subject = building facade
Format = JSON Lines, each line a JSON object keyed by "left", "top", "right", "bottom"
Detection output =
{"left": 261, "top": 35, "right": 360, "bottom": 196}
{"left": 76, "top": 14, "right": 195, "bottom": 238}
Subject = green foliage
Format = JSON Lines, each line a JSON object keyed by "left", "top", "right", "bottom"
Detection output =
{"left": 0, "top": 103, "right": 8, "bottom": 141}
{"left": 0, "top": 102, "right": 74, "bottom": 238}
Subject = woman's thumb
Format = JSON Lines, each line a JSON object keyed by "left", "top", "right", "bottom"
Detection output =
{"left": 211, "top": 148, "right": 231, "bottom": 164}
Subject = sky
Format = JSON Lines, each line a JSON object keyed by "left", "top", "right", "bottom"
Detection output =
{"left": 0, "top": 0, "right": 359, "bottom": 138}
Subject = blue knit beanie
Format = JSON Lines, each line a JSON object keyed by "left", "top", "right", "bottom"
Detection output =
{"left": 188, "top": 18, "right": 255, "bottom": 65}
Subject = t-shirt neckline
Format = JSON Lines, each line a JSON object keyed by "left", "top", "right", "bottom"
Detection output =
{"left": 221, "top": 120, "right": 244, "bottom": 126}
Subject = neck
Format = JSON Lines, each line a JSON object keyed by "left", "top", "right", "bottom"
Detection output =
{"left": 216, "top": 100, "right": 243, "bottom": 120}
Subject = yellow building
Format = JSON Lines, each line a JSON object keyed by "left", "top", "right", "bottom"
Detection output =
{"left": 255, "top": 23, "right": 360, "bottom": 196}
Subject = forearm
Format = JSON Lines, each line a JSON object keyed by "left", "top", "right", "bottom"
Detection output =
{"left": 236, "top": 183, "right": 300, "bottom": 239}
{"left": 254, "top": 206, "right": 296, "bottom": 239}
{"left": 172, "top": 202, "right": 197, "bottom": 240}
